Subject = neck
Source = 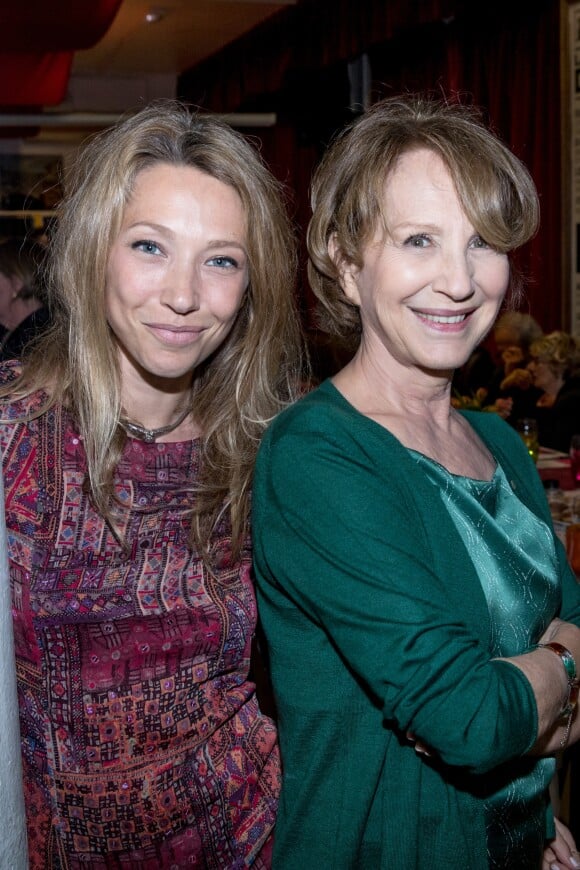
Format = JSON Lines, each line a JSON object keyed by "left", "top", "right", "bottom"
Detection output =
{"left": 334, "top": 345, "right": 454, "bottom": 426}
{"left": 118, "top": 356, "right": 195, "bottom": 437}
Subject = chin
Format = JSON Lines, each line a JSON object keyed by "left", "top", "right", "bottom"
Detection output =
{"left": 418, "top": 355, "right": 466, "bottom": 374}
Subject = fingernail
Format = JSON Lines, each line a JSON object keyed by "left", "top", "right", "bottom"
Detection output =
{"left": 570, "top": 857, "right": 580, "bottom": 869}
{"left": 551, "top": 863, "right": 560, "bottom": 870}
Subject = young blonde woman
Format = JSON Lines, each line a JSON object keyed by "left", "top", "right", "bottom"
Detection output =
{"left": 0, "top": 102, "right": 303, "bottom": 867}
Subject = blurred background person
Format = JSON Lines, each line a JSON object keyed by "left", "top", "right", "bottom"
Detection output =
{"left": 526, "top": 331, "right": 580, "bottom": 453}
{"left": 493, "top": 311, "right": 544, "bottom": 371}
{"left": 0, "top": 237, "right": 50, "bottom": 360}
{"left": 454, "top": 310, "right": 544, "bottom": 424}
{"left": 481, "top": 311, "right": 544, "bottom": 424}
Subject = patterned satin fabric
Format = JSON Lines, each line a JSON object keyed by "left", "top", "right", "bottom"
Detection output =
{"left": 413, "top": 453, "right": 558, "bottom": 869}
{"left": 0, "top": 377, "right": 279, "bottom": 868}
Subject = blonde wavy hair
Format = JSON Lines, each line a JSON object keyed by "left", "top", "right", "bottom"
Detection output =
{"left": 1, "top": 101, "right": 304, "bottom": 561}
{"left": 530, "top": 331, "right": 580, "bottom": 379}
{"left": 307, "top": 95, "right": 540, "bottom": 339}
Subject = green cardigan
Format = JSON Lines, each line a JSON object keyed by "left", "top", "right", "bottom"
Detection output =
{"left": 252, "top": 380, "right": 580, "bottom": 869}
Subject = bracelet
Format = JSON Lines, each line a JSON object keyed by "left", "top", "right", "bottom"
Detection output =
{"left": 538, "top": 642, "right": 577, "bottom": 680}
{"left": 537, "top": 641, "right": 579, "bottom": 747}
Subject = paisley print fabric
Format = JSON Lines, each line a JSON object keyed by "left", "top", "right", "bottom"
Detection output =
{"left": 0, "top": 365, "right": 279, "bottom": 868}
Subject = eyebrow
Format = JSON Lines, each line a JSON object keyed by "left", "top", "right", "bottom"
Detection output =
{"left": 205, "top": 239, "right": 248, "bottom": 252}
{"left": 391, "top": 221, "right": 441, "bottom": 233}
{"left": 125, "top": 222, "right": 247, "bottom": 252}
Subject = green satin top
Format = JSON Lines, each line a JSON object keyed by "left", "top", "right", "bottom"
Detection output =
{"left": 412, "top": 454, "right": 559, "bottom": 869}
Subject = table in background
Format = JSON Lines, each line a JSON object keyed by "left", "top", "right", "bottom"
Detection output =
{"left": 537, "top": 448, "right": 575, "bottom": 491}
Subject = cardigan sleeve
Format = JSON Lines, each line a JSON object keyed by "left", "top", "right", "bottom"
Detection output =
{"left": 253, "top": 399, "right": 540, "bottom": 776}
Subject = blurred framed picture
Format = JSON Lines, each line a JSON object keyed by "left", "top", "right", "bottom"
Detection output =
{"left": 0, "top": 151, "right": 62, "bottom": 239}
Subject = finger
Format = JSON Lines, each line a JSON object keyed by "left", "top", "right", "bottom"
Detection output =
{"left": 551, "top": 819, "right": 580, "bottom": 867}
{"left": 554, "top": 818, "right": 577, "bottom": 853}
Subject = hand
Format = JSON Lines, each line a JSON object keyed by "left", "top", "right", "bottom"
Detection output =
{"left": 542, "top": 817, "right": 580, "bottom": 870}
{"left": 406, "top": 731, "right": 432, "bottom": 757}
{"left": 500, "top": 367, "right": 533, "bottom": 390}
{"left": 537, "top": 392, "right": 557, "bottom": 408}
{"left": 490, "top": 397, "right": 513, "bottom": 419}
{"left": 538, "top": 618, "right": 580, "bottom": 670}
{"left": 539, "top": 619, "right": 580, "bottom": 657}
{"left": 539, "top": 619, "right": 566, "bottom": 645}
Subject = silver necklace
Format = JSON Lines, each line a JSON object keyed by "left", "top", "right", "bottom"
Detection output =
{"left": 120, "top": 405, "right": 191, "bottom": 443}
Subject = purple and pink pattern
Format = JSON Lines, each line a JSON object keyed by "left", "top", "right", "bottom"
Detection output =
{"left": 1, "top": 368, "right": 279, "bottom": 869}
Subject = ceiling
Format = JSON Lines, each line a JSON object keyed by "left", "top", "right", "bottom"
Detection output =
{"left": 0, "top": 0, "right": 296, "bottom": 151}
{"left": 72, "top": 0, "right": 295, "bottom": 78}
{"left": 0, "top": 0, "right": 296, "bottom": 230}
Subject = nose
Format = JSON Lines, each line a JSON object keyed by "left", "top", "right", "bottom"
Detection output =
{"left": 435, "top": 248, "right": 475, "bottom": 302}
{"left": 160, "top": 259, "right": 200, "bottom": 314}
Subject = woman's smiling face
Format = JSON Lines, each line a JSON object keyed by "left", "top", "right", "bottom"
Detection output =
{"left": 339, "top": 148, "right": 510, "bottom": 379}
{"left": 105, "top": 162, "right": 249, "bottom": 395}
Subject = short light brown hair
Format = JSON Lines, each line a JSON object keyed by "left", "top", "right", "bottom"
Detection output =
{"left": 307, "top": 95, "right": 540, "bottom": 338}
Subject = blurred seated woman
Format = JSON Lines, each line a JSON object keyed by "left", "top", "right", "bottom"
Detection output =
{"left": 0, "top": 237, "right": 50, "bottom": 359}
{"left": 482, "top": 311, "right": 543, "bottom": 423}
{"left": 253, "top": 96, "right": 580, "bottom": 869}
{"left": 0, "top": 101, "right": 303, "bottom": 867}
{"left": 526, "top": 330, "right": 580, "bottom": 453}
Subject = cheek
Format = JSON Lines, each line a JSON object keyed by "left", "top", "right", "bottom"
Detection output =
{"left": 105, "top": 260, "right": 150, "bottom": 314}
{"left": 209, "top": 281, "right": 248, "bottom": 320}
{"left": 487, "top": 259, "right": 510, "bottom": 297}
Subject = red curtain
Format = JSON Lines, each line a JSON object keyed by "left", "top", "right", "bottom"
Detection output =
{"left": 0, "top": 0, "right": 123, "bottom": 108}
{"left": 0, "top": 53, "right": 73, "bottom": 106}
{"left": 367, "top": 1, "right": 562, "bottom": 329}
{"left": 179, "top": 0, "right": 563, "bottom": 331}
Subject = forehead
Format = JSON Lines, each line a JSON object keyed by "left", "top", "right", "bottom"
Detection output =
{"left": 120, "top": 163, "right": 247, "bottom": 235}
{"left": 129, "top": 162, "right": 241, "bottom": 202}
{"left": 383, "top": 148, "right": 455, "bottom": 204}
{"left": 494, "top": 326, "right": 519, "bottom": 346}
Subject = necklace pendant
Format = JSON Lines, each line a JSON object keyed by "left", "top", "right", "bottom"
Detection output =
{"left": 120, "top": 404, "right": 191, "bottom": 443}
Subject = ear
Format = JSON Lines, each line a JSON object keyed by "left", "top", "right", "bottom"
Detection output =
{"left": 327, "top": 234, "right": 361, "bottom": 306}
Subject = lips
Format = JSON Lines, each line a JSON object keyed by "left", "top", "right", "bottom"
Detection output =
{"left": 419, "top": 312, "right": 468, "bottom": 324}
{"left": 146, "top": 324, "right": 206, "bottom": 346}
{"left": 412, "top": 307, "right": 475, "bottom": 325}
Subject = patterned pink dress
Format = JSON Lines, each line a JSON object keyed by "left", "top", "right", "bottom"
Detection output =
{"left": 1, "top": 369, "right": 280, "bottom": 868}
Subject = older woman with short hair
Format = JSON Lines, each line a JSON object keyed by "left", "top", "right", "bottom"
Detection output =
{"left": 253, "top": 96, "right": 580, "bottom": 869}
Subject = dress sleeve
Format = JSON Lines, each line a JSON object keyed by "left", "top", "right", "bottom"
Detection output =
{"left": 253, "top": 405, "right": 538, "bottom": 775}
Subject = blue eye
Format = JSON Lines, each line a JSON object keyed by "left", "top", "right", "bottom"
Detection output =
{"left": 404, "top": 234, "right": 430, "bottom": 248}
{"left": 470, "top": 235, "right": 490, "bottom": 249}
{"left": 207, "top": 255, "right": 238, "bottom": 269}
{"left": 132, "top": 240, "right": 161, "bottom": 255}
